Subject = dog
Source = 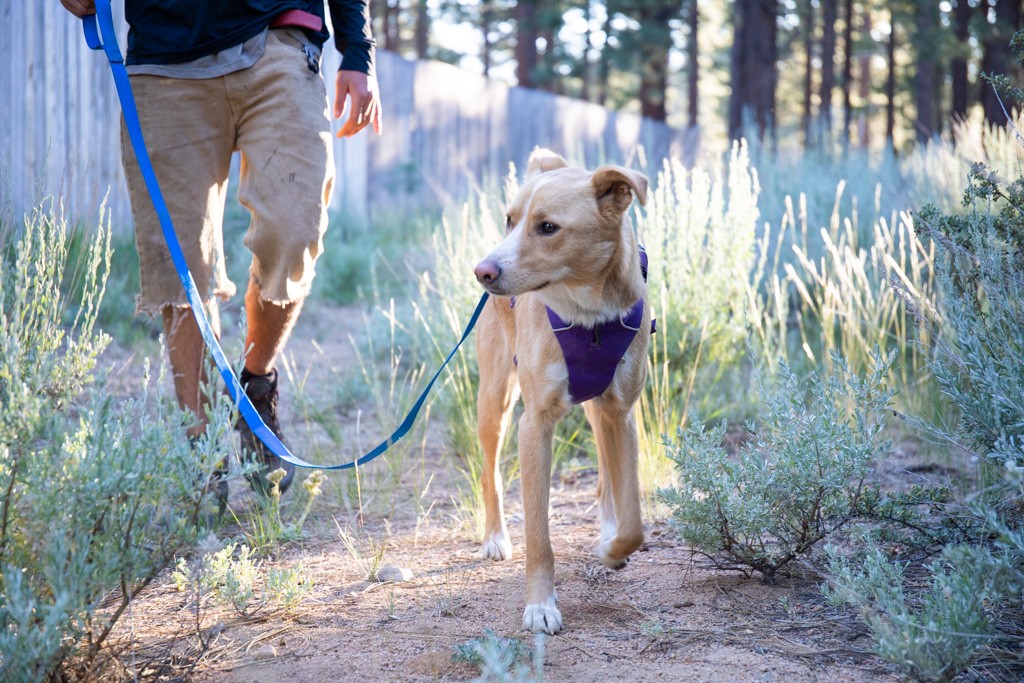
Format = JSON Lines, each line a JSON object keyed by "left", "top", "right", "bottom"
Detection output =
{"left": 472, "top": 148, "right": 650, "bottom": 634}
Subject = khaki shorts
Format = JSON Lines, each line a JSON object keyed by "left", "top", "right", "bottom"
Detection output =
{"left": 121, "top": 29, "right": 335, "bottom": 313}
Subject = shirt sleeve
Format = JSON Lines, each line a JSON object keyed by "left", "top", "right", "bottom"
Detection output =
{"left": 328, "top": 0, "right": 376, "bottom": 76}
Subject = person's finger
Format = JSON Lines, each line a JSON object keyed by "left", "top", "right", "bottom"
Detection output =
{"left": 61, "top": 0, "right": 96, "bottom": 18}
{"left": 337, "top": 109, "right": 370, "bottom": 137}
{"left": 371, "top": 98, "right": 382, "bottom": 136}
{"left": 333, "top": 71, "right": 347, "bottom": 119}
{"left": 336, "top": 90, "right": 372, "bottom": 137}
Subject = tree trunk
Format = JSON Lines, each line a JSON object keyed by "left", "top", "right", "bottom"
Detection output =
{"left": 841, "top": 0, "right": 854, "bottom": 144}
{"left": 540, "top": 26, "right": 559, "bottom": 93}
{"left": 582, "top": 0, "right": 593, "bottom": 102}
{"left": 950, "top": 0, "right": 971, "bottom": 124}
{"left": 729, "top": 0, "right": 778, "bottom": 141}
{"left": 728, "top": 0, "right": 748, "bottom": 139}
{"left": 414, "top": 0, "right": 429, "bottom": 59}
{"left": 886, "top": 12, "right": 895, "bottom": 148}
{"left": 383, "top": 0, "right": 399, "bottom": 52}
{"left": 515, "top": 0, "right": 539, "bottom": 88}
{"left": 597, "top": 6, "right": 612, "bottom": 106}
{"left": 856, "top": 8, "right": 872, "bottom": 148}
{"left": 914, "top": 1, "right": 938, "bottom": 143}
{"left": 687, "top": 0, "right": 699, "bottom": 128}
{"left": 819, "top": 0, "right": 838, "bottom": 142}
{"left": 481, "top": 5, "right": 493, "bottom": 77}
{"left": 639, "top": 3, "right": 676, "bottom": 121}
{"left": 981, "top": 0, "right": 1022, "bottom": 125}
{"left": 802, "top": 0, "right": 815, "bottom": 145}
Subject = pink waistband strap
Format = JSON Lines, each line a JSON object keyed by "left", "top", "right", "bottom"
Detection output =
{"left": 270, "top": 9, "right": 323, "bottom": 32}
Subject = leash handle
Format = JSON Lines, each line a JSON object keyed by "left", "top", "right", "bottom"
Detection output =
{"left": 82, "top": 0, "right": 488, "bottom": 470}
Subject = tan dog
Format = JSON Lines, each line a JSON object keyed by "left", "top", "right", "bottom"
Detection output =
{"left": 472, "top": 149, "right": 650, "bottom": 634}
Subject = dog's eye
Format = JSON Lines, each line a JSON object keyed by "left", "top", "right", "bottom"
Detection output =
{"left": 537, "top": 221, "right": 560, "bottom": 236}
{"left": 505, "top": 215, "right": 512, "bottom": 233}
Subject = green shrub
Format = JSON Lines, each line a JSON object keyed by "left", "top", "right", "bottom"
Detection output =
{"left": 917, "top": 165, "right": 1024, "bottom": 473}
{"left": 452, "top": 629, "right": 544, "bottom": 683}
{"left": 640, "top": 142, "right": 769, "bottom": 420}
{"left": 172, "top": 543, "right": 313, "bottom": 617}
{"left": 823, "top": 78, "right": 1024, "bottom": 679}
{"left": 0, "top": 205, "right": 218, "bottom": 680}
{"left": 658, "top": 350, "right": 894, "bottom": 582}
{"left": 824, "top": 544, "right": 1010, "bottom": 683}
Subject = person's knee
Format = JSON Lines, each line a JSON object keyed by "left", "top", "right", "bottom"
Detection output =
{"left": 249, "top": 230, "right": 324, "bottom": 304}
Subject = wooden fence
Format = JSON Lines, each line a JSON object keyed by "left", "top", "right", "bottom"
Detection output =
{"left": 1, "top": 2, "right": 695, "bottom": 229}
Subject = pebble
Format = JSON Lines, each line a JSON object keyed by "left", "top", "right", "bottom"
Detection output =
{"left": 254, "top": 644, "right": 277, "bottom": 661}
{"left": 375, "top": 566, "right": 414, "bottom": 582}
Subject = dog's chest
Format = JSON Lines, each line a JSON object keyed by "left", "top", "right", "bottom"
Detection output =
{"left": 511, "top": 296, "right": 644, "bottom": 404}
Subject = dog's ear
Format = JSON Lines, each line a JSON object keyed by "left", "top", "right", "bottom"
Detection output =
{"left": 525, "top": 148, "right": 568, "bottom": 179}
{"left": 591, "top": 166, "right": 648, "bottom": 212}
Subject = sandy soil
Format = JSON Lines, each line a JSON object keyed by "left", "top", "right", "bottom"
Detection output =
{"left": 100, "top": 302, "right": 900, "bottom": 683}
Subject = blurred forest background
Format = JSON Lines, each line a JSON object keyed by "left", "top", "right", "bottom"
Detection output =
{"left": 376, "top": 0, "right": 1023, "bottom": 151}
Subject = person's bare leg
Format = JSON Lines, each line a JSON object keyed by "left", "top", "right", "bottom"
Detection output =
{"left": 242, "top": 279, "right": 303, "bottom": 375}
{"left": 236, "top": 279, "right": 303, "bottom": 495}
{"left": 163, "top": 302, "right": 221, "bottom": 438}
{"left": 164, "top": 302, "right": 229, "bottom": 515}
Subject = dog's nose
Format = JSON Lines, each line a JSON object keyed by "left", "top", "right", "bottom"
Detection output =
{"left": 474, "top": 260, "right": 501, "bottom": 286}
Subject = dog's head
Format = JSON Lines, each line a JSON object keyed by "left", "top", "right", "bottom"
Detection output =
{"left": 474, "top": 148, "right": 648, "bottom": 297}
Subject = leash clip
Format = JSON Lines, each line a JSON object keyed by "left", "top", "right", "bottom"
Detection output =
{"left": 303, "top": 44, "right": 320, "bottom": 75}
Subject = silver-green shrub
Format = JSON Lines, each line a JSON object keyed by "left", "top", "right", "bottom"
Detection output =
{"left": 824, "top": 544, "right": 1008, "bottom": 683}
{"left": 0, "top": 205, "right": 219, "bottom": 680}
{"left": 452, "top": 629, "right": 544, "bottom": 683}
{"left": 657, "top": 350, "right": 894, "bottom": 582}
{"left": 172, "top": 543, "right": 312, "bottom": 617}
{"left": 823, "top": 93, "right": 1024, "bottom": 679}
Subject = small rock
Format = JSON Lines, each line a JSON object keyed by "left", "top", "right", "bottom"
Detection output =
{"left": 254, "top": 644, "right": 277, "bottom": 661}
{"left": 375, "top": 566, "right": 413, "bottom": 582}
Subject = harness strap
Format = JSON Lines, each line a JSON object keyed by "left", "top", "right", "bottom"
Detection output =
{"left": 547, "top": 298, "right": 645, "bottom": 404}
{"left": 82, "top": 0, "right": 487, "bottom": 470}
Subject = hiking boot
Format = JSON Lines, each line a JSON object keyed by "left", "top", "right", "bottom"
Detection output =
{"left": 236, "top": 367, "right": 295, "bottom": 495}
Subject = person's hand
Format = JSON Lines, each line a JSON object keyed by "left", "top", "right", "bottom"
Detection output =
{"left": 60, "top": 0, "right": 95, "bottom": 17}
{"left": 334, "top": 70, "right": 382, "bottom": 138}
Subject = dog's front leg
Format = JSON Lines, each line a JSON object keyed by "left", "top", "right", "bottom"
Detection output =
{"left": 478, "top": 365, "right": 518, "bottom": 562}
{"left": 518, "top": 408, "right": 562, "bottom": 634}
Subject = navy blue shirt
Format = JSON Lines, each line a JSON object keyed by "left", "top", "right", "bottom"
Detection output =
{"left": 125, "top": 0, "right": 375, "bottom": 75}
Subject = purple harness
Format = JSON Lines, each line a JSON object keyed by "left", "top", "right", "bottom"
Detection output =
{"left": 513, "top": 248, "right": 653, "bottom": 404}
{"left": 547, "top": 299, "right": 646, "bottom": 403}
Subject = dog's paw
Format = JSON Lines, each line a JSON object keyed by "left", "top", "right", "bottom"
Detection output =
{"left": 523, "top": 597, "right": 563, "bottom": 635}
{"left": 596, "top": 540, "right": 631, "bottom": 570}
{"left": 480, "top": 532, "right": 512, "bottom": 561}
{"left": 596, "top": 530, "right": 643, "bottom": 570}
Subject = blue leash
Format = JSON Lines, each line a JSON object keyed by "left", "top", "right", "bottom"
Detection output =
{"left": 82, "top": 0, "right": 488, "bottom": 470}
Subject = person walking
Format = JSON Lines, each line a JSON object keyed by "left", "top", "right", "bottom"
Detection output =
{"left": 60, "top": 0, "right": 383, "bottom": 501}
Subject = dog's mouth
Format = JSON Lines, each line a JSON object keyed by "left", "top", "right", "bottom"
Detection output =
{"left": 481, "top": 280, "right": 550, "bottom": 296}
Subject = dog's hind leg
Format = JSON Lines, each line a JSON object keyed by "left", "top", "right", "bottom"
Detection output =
{"left": 584, "top": 399, "right": 644, "bottom": 569}
{"left": 477, "top": 317, "right": 519, "bottom": 562}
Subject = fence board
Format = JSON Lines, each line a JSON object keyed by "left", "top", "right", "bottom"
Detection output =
{"left": 2, "top": 9, "right": 690, "bottom": 231}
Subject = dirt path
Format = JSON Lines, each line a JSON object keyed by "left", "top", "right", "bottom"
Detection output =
{"left": 102, "top": 303, "right": 897, "bottom": 682}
